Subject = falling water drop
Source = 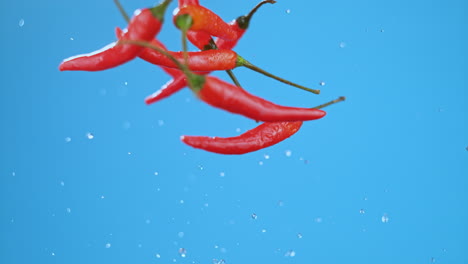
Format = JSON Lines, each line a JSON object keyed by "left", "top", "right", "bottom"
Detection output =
{"left": 19, "top": 19, "right": 25, "bottom": 27}
{"left": 86, "top": 132, "right": 94, "bottom": 139}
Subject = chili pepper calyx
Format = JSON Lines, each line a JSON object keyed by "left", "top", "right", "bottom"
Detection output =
{"left": 150, "top": 0, "right": 172, "bottom": 21}
{"left": 175, "top": 14, "right": 194, "bottom": 31}
{"left": 202, "top": 39, "right": 218, "bottom": 51}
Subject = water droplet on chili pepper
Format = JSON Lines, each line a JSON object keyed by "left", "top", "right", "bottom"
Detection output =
{"left": 18, "top": 19, "right": 25, "bottom": 27}
{"left": 65, "top": 137, "right": 72, "bottom": 143}
{"left": 86, "top": 132, "right": 94, "bottom": 139}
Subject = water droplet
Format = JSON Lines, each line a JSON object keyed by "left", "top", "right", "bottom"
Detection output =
{"left": 261, "top": 229, "right": 267, "bottom": 233}
{"left": 359, "top": 209, "right": 365, "bottom": 214}
{"left": 285, "top": 150, "right": 292, "bottom": 157}
{"left": 180, "top": 200, "right": 184, "bottom": 204}
{"left": 86, "top": 132, "right": 94, "bottom": 139}
{"left": 60, "top": 181, "right": 65, "bottom": 186}
{"left": 339, "top": 42, "right": 346, "bottom": 48}
{"left": 465, "top": 145, "right": 468, "bottom": 151}
{"left": 105, "top": 243, "right": 111, "bottom": 248}
{"left": 12, "top": 172, "right": 16, "bottom": 177}
{"left": 212, "top": 259, "right": 225, "bottom": 264}
{"left": 285, "top": 9, "right": 291, "bottom": 14}
{"left": 315, "top": 217, "right": 323, "bottom": 223}
{"left": 431, "top": 257, "right": 436, "bottom": 262}
{"left": 122, "top": 121, "right": 131, "bottom": 129}
{"left": 158, "top": 120, "right": 164, "bottom": 126}
{"left": 319, "top": 81, "right": 326, "bottom": 86}
{"left": 127, "top": 152, "right": 132, "bottom": 155}
{"left": 235, "top": 128, "right": 241, "bottom": 133}
{"left": 178, "top": 248, "right": 187, "bottom": 257}
{"left": 278, "top": 200, "right": 285, "bottom": 207}
{"left": 264, "top": 154, "right": 270, "bottom": 160}
{"left": 51, "top": 252, "right": 55, "bottom": 256}
{"left": 219, "top": 172, "right": 225, "bottom": 177}
{"left": 124, "top": 81, "right": 128, "bottom": 86}
{"left": 70, "top": 37, "right": 74, "bottom": 40}
{"left": 380, "top": 29, "right": 385, "bottom": 33}
{"left": 66, "top": 208, "right": 71, "bottom": 213}
{"left": 137, "top": 244, "right": 142, "bottom": 248}
{"left": 154, "top": 172, "right": 159, "bottom": 176}
{"left": 284, "top": 250, "right": 296, "bottom": 257}
{"left": 381, "top": 214, "right": 389, "bottom": 223}
{"left": 100, "top": 195, "right": 105, "bottom": 199}
{"left": 251, "top": 213, "right": 258, "bottom": 220}
{"left": 178, "top": 231, "right": 184, "bottom": 238}
{"left": 155, "top": 253, "right": 161, "bottom": 258}
{"left": 203, "top": 203, "right": 209, "bottom": 207}
{"left": 19, "top": 19, "right": 25, "bottom": 27}
{"left": 65, "top": 137, "right": 72, "bottom": 142}
{"left": 145, "top": 219, "right": 151, "bottom": 224}
{"left": 297, "top": 233, "right": 303, "bottom": 239}
{"left": 258, "top": 161, "right": 264, "bottom": 165}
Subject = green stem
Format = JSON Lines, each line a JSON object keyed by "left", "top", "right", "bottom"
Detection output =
{"left": 312, "top": 96, "right": 346, "bottom": 109}
{"left": 150, "top": 0, "right": 172, "bottom": 21}
{"left": 237, "top": 0, "right": 277, "bottom": 30}
{"left": 113, "top": 0, "right": 130, "bottom": 23}
{"left": 226, "top": 70, "right": 242, "bottom": 87}
{"left": 237, "top": 56, "right": 321, "bottom": 94}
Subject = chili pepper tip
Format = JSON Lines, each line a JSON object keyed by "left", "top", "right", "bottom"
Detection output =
{"left": 150, "top": 0, "right": 172, "bottom": 21}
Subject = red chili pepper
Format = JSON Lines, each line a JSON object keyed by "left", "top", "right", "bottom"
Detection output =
{"left": 59, "top": 0, "right": 171, "bottom": 72}
{"left": 180, "top": 97, "right": 345, "bottom": 154}
{"left": 216, "top": 0, "right": 276, "bottom": 50}
{"left": 145, "top": 74, "right": 187, "bottom": 104}
{"left": 174, "top": 5, "right": 239, "bottom": 41}
{"left": 189, "top": 75, "right": 325, "bottom": 122}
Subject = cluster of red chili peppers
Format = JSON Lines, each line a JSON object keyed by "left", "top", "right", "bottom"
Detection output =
{"left": 59, "top": 0, "right": 345, "bottom": 155}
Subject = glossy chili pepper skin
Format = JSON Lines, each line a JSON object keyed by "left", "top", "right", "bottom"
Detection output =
{"left": 174, "top": 5, "right": 238, "bottom": 41}
{"left": 181, "top": 121, "right": 302, "bottom": 154}
{"left": 192, "top": 76, "right": 326, "bottom": 122}
{"left": 145, "top": 74, "right": 187, "bottom": 104}
{"left": 59, "top": 7, "right": 165, "bottom": 72}
{"left": 115, "top": 27, "right": 181, "bottom": 78}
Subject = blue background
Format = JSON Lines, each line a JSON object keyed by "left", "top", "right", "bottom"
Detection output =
{"left": 1, "top": 0, "right": 467, "bottom": 263}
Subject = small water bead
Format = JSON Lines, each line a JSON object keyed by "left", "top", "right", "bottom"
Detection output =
{"left": 86, "top": 132, "right": 94, "bottom": 139}
{"left": 264, "top": 154, "right": 270, "bottom": 160}
{"left": 19, "top": 19, "right": 25, "bottom": 27}
{"left": 105, "top": 243, "right": 111, "bottom": 248}
{"left": 70, "top": 37, "right": 74, "bottom": 40}
{"left": 285, "top": 150, "right": 292, "bottom": 157}
{"left": 261, "top": 229, "right": 267, "bottom": 233}
{"left": 381, "top": 214, "right": 389, "bottom": 223}
{"left": 285, "top": 9, "right": 291, "bottom": 14}
{"left": 100, "top": 195, "right": 105, "bottom": 199}
{"left": 219, "top": 172, "right": 225, "bottom": 177}
{"left": 178, "top": 248, "right": 187, "bottom": 257}
{"left": 155, "top": 253, "right": 161, "bottom": 258}
{"left": 12, "top": 172, "right": 16, "bottom": 177}
{"left": 178, "top": 231, "right": 185, "bottom": 238}
{"left": 251, "top": 213, "right": 258, "bottom": 220}
{"left": 297, "top": 233, "right": 303, "bottom": 239}
{"left": 339, "top": 42, "right": 346, "bottom": 48}
{"left": 284, "top": 250, "right": 296, "bottom": 257}
{"left": 65, "top": 137, "right": 72, "bottom": 143}
{"left": 145, "top": 219, "right": 151, "bottom": 224}
{"left": 66, "top": 208, "right": 71, "bottom": 213}
{"left": 258, "top": 161, "right": 264, "bottom": 166}
{"left": 51, "top": 252, "right": 55, "bottom": 256}
{"left": 319, "top": 81, "right": 326, "bottom": 86}
{"left": 60, "top": 181, "right": 65, "bottom": 186}
{"left": 212, "top": 259, "right": 225, "bottom": 264}
{"left": 158, "top": 120, "right": 165, "bottom": 126}
{"left": 124, "top": 81, "right": 128, "bottom": 86}
{"left": 359, "top": 209, "right": 365, "bottom": 214}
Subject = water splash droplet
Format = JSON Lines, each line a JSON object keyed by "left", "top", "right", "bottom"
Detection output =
{"left": 285, "top": 150, "right": 292, "bottom": 157}
{"left": 105, "top": 243, "right": 111, "bottom": 248}
{"left": 158, "top": 120, "right": 164, "bottom": 126}
{"left": 258, "top": 161, "right": 264, "bottom": 166}
{"left": 66, "top": 208, "right": 71, "bottom": 213}
{"left": 155, "top": 253, "right": 161, "bottom": 258}
{"left": 51, "top": 252, "right": 55, "bottom": 256}
{"left": 319, "top": 81, "right": 326, "bottom": 86}
{"left": 124, "top": 82, "right": 128, "bottom": 86}
{"left": 86, "top": 132, "right": 94, "bottom": 139}
{"left": 261, "top": 229, "right": 267, "bottom": 233}
{"left": 381, "top": 214, "right": 389, "bottom": 223}
{"left": 70, "top": 37, "right": 74, "bottom": 40}
{"left": 339, "top": 42, "right": 346, "bottom": 48}
{"left": 285, "top": 9, "right": 291, "bottom": 14}
{"left": 359, "top": 209, "right": 365, "bottom": 214}
{"left": 251, "top": 213, "right": 258, "bottom": 220}
{"left": 178, "top": 248, "right": 187, "bottom": 257}
{"left": 60, "top": 181, "right": 65, "bottom": 186}
{"left": 284, "top": 250, "right": 296, "bottom": 257}
{"left": 264, "top": 154, "right": 270, "bottom": 160}
{"left": 219, "top": 172, "right": 225, "bottom": 177}
{"left": 65, "top": 137, "right": 72, "bottom": 142}
{"left": 297, "top": 233, "right": 303, "bottom": 239}
{"left": 145, "top": 219, "right": 151, "bottom": 224}
{"left": 19, "top": 19, "right": 25, "bottom": 27}
{"left": 212, "top": 259, "right": 225, "bottom": 264}
{"left": 178, "top": 231, "right": 185, "bottom": 238}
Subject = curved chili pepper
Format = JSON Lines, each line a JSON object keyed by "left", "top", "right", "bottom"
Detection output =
{"left": 181, "top": 97, "right": 345, "bottom": 154}
{"left": 216, "top": 0, "right": 276, "bottom": 50}
{"left": 174, "top": 5, "right": 239, "bottom": 41}
{"left": 145, "top": 74, "right": 187, "bottom": 104}
{"left": 59, "top": 0, "right": 171, "bottom": 72}
{"left": 189, "top": 75, "right": 325, "bottom": 122}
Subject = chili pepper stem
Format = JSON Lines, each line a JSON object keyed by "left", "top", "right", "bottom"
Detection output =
{"left": 237, "top": 0, "right": 277, "bottom": 30}
{"left": 113, "top": 0, "right": 130, "bottom": 23}
{"left": 226, "top": 70, "right": 242, "bottom": 87}
{"left": 312, "top": 96, "right": 346, "bottom": 110}
{"left": 236, "top": 56, "right": 321, "bottom": 94}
